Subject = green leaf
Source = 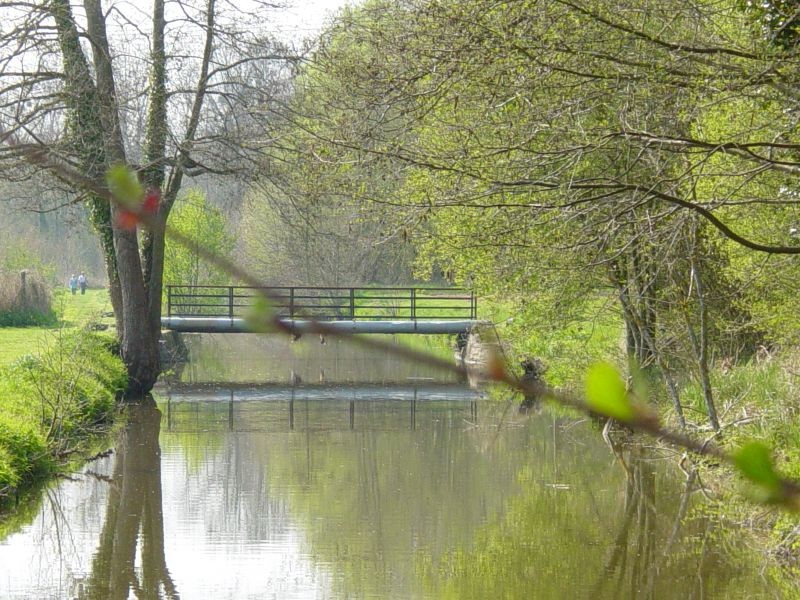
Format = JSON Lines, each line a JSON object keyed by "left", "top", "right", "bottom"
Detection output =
{"left": 584, "top": 362, "right": 635, "bottom": 422}
{"left": 733, "top": 441, "right": 782, "bottom": 497}
{"left": 106, "top": 163, "right": 143, "bottom": 208}
{"left": 244, "top": 296, "right": 275, "bottom": 333}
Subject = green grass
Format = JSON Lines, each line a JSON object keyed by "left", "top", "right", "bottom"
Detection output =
{"left": 0, "top": 328, "right": 50, "bottom": 366}
{"left": 0, "top": 287, "right": 124, "bottom": 509}
{"left": 0, "top": 329, "right": 126, "bottom": 506}
{"left": 482, "top": 293, "right": 625, "bottom": 387}
{"left": 53, "top": 288, "right": 113, "bottom": 327}
{"left": 0, "top": 289, "right": 113, "bottom": 366}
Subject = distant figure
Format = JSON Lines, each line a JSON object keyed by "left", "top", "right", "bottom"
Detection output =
{"left": 78, "top": 272, "right": 87, "bottom": 295}
{"left": 68, "top": 274, "right": 77, "bottom": 295}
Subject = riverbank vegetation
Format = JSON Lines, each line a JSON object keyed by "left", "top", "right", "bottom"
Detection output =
{"left": 228, "top": 0, "right": 800, "bottom": 571}
{"left": 0, "top": 0, "right": 799, "bottom": 582}
{"left": 0, "top": 329, "right": 126, "bottom": 507}
{"left": 0, "top": 283, "right": 123, "bottom": 508}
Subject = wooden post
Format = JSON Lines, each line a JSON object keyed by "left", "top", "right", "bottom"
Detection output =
{"left": 411, "top": 288, "right": 416, "bottom": 320}
{"left": 350, "top": 288, "right": 355, "bottom": 319}
{"left": 18, "top": 270, "right": 27, "bottom": 306}
{"left": 228, "top": 286, "right": 234, "bottom": 319}
{"left": 289, "top": 288, "right": 295, "bottom": 318}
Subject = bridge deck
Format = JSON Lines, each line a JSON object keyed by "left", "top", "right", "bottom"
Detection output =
{"left": 162, "top": 285, "right": 483, "bottom": 334}
{"left": 161, "top": 316, "right": 485, "bottom": 334}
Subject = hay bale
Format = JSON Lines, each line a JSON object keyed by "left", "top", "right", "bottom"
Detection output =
{"left": 0, "top": 269, "right": 54, "bottom": 326}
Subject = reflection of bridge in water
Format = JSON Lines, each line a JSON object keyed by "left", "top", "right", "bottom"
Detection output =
{"left": 160, "top": 382, "right": 482, "bottom": 433}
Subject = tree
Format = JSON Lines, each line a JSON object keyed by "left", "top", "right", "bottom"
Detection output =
{"left": 0, "top": 0, "right": 291, "bottom": 393}
{"left": 268, "top": 0, "right": 800, "bottom": 428}
{"left": 164, "top": 189, "right": 234, "bottom": 289}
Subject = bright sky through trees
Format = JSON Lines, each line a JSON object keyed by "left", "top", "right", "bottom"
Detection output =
{"left": 268, "top": 0, "right": 354, "bottom": 42}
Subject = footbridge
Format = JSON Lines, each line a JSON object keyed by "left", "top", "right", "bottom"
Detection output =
{"left": 161, "top": 285, "right": 485, "bottom": 335}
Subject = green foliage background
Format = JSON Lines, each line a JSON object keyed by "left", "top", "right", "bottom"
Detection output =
{"left": 164, "top": 189, "right": 234, "bottom": 288}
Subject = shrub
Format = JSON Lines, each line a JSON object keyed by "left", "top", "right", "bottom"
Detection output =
{"left": 0, "top": 446, "right": 19, "bottom": 491}
{"left": 0, "top": 416, "right": 51, "bottom": 490}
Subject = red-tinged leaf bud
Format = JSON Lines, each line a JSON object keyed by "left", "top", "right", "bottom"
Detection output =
{"left": 115, "top": 209, "right": 140, "bottom": 230}
{"left": 143, "top": 188, "right": 160, "bottom": 215}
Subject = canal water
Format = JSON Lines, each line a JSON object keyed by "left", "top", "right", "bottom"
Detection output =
{"left": 0, "top": 335, "right": 785, "bottom": 598}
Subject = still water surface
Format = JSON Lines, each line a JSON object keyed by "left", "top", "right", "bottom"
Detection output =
{"left": 0, "top": 335, "right": 785, "bottom": 598}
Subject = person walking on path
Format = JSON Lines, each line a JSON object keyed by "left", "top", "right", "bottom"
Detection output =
{"left": 78, "top": 272, "right": 87, "bottom": 295}
{"left": 68, "top": 274, "right": 77, "bottom": 295}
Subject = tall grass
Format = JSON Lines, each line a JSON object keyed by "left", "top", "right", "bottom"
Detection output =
{"left": 0, "top": 270, "right": 55, "bottom": 327}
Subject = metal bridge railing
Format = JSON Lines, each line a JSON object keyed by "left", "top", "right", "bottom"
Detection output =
{"left": 165, "top": 285, "right": 477, "bottom": 321}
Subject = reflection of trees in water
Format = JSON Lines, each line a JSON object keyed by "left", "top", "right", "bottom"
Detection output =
{"left": 78, "top": 397, "right": 178, "bottom": 600}
{"left": 596, "top": 445, "right": 709, "bottom": 600}
{"left": 422, "top": 428, "right": 768, "bottom": 600}
{"left": 593, "top": 445, "right": 661, "bottom": 599}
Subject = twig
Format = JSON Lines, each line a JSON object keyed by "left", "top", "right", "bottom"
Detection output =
{"left": 5, "top": 135, "right": 800, "bottom": 508}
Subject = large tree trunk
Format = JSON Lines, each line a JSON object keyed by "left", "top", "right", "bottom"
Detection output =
{"left": 143, "top": 220, "right": 168, "bottom": 343}
{"left": 141, "top": 0, "right": 169, "bottom": 344}
{"left": 143, "top": 0, "right": 215, "bottom": 344}
{"left": 105, "top": 251, "right": 125, "bottom": 339}
{"left": 53, "top": 0, "right": 160, "bottom": 393}
{"left": 84, "top": 0, "right": 160, "bottom": 394}
{"left": 50, "top": 0, "right": 219, "bottom": 395}
{"left": 113, "top": 218, "right": 161, "bottom": 393}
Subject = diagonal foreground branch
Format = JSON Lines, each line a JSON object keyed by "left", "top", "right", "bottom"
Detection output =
{"left": 6, "top": 135, "right": 800, "bottom": 510}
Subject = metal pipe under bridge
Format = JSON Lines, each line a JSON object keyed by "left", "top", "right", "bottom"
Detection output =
{"left": 161, "top": 285, "right": 486, "bottom": 335}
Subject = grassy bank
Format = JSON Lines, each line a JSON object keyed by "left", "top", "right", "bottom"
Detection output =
{"left": 0, "top": 329, "right": 126, "bottom": 506}
{"left": 0, "top": 287, "right": 124, "bottom": 508}
{"left": 480, "top": 294, "right": 624, "bottom": 387}
{"left": 0, "top": 288, "right": 113, "bottom": 366}
{"left": 679, "top": 355, "right": 800, "bottom": 585}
